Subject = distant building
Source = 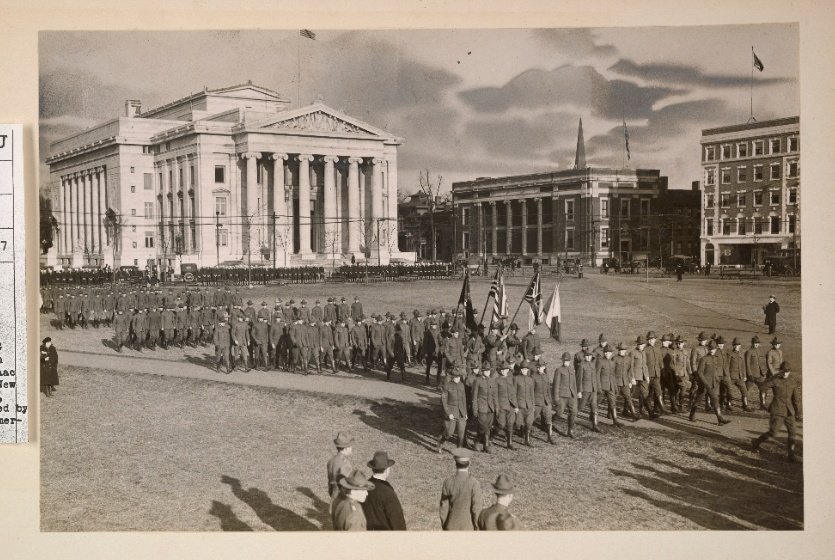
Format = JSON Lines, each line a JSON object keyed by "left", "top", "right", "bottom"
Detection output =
{"left": 397, "top": 191, "right": 454, "bottom": 261}
{"left": 451, "top": 119, "right": 693, "bottom": 267}
{"left": 44, "top": 82, "right": 414, "bottom": 270}
{"left": 699, "top": 116, "right": 800, "bottom": 266}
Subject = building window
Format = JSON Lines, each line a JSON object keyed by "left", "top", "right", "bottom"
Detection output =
{"left": 132, "top": 241, "right": 137, "bottom": 249}
{"left": 754, "top": 190, "right": 763, "bottom": 206}
{"left": 722, "top": 220, "right": 731, "bottom": 236}
{"left": 131, "top": 225, "right": 136, "bottom": 233}
{"left": 640, "top": 199, "right": 650, "bottom": 216}
{"left": 737, "top": 167, "right": 747, "bottom": 182}
{"left": 721, "top": 168, "right": 731, "bottom": 184}
{"left": 620, "top": 199, "right": 630, "bottom": 218}
{"left": 720, "top": 193, "right": 731, "bottom": 208}
{"left": 601, "top": 199, "right": 609, "bottom": 219}
{"left": 130, "top": 185, "right": 136, "bottom": 193}
{"left": 788, "top": 187, "right": 797, "bottom": 205}
{"left": 178, "top": 167, "right": 184, "bottom": 189}
{"left": 134, "top": 259, "right": 138, "bottom": 266}
{"left": 144, "top": 232, "right": 155, "bottom": 248}
{"left": 788, "top": 161, "right": 798, "bottom": 178}
{"left": 770, "top": 138, "right": 781, "bottom": 154}
{"left": 753, "top": 165, "right": 763, "bottom": 181}
{"left": 770, "top": 215, "right": 780, "bottom": 234}
{"left": 218, "top": 229, "right": 228, "bottom": 247}
{"left": 600, "top": 227, "right": 610, "bottom": 249}
{"left": 144, "top": 173, "right": 153, "bottom": 190}
{"left": 462, "top": 208, "right": 470, "bottom": 226}
{"left": 721, "top": 145, "right": 731, "bottom": 159}
{"left": 130, "top": 166, "right": 135, "bottom": 173}
{"left": 788, "top": 214, "right": 796, "bottom": 233}
{"left": 190, "top": 165, "right": 195, "bottom": 187}
{"left": 565, "top": 200, "right": 575, "bottom": 222}
{"left": 789, "top": 136, "right": 798, "bottom": 152}
{"left": 706, "top": 168, "right": 716, "bottom": 186}
{"left": 565, "top": 227, "right": 575, "bottom": 250}
{"left": 704, "top": 146, "right": 716, "bottom": 161}
{"left": 214, "top": 165, "right": 226, "bottom": 184}
{"left": 706, "top": 193, "right": 715, "bottom": 208}
{"left": 737, "top": 192, "right": 746, "bottom": 207}
{"left": 754, "top": 218, "right": 763, "bottom": 235}
{"left": 706, "top": 219, "right": 713, "bottom": 236}
{"left": 770, "top": 164, "right": 781, "bottom": 180}
{"left": 737, "top": 142, "right": 748, "bottom": 158}
{"left": 770, "top": 190, "right": 780, "bottom": 205}
{"left": 130, "top": 208, "right": 136, "bottom": 216}
{"left": 462, "top": 232, "right": 470, "bottom": 252}
{"left": 754, "top": 140, "right": 764, "bottom": 156}
{"left": 737, "top": 217, "right": 746, "bottom": 235}
{"left": 144, "top": 202, "right": 154, "bottom": 219}
{"left": 215, "top": 196, "right": 227, "bottom": 217}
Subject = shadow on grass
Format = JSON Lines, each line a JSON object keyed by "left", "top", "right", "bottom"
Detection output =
{"left": 352, "top": 394, "right": 440, "bottom": 452}
{"left": 209, "top": 500, "right": 254, "bottom": 531}
{"left": 611, "top": 449, "right": 803, "bottom": 530}
{"left": 221, "top": 475, "right": 320, "bottom": 531}
{"left": 296, "top": 486, "right": 331, "bottom": 529}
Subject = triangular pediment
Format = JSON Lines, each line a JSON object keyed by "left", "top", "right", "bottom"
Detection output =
{"left": 252, "top": 103, "right": 396, "bottom": 140}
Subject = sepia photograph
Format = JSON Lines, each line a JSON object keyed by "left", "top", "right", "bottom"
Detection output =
{"left": 37, "top": 26, "right": 801, "bottom": 531}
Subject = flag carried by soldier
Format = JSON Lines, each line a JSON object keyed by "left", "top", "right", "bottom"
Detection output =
{"left": 523, "top": 270, "right": 543, "bottom": 330}
{"left": 458, "top": 269, "right": 478, "bottom": 331}
{"left": 487, "top": 267, "right": 508, "bottom": 326}
{"left": 543, "top": 281, "right": 562, "bottom": 341}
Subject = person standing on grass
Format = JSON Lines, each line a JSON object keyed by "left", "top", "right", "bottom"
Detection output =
{"left": 40, "top": 337, "right": 59, "bottom": 397}
{"left": 689, "top": 341, "right": 732, "bottom": 426}
{"left": 332, "top": 469, "right": 375, "bottom": 531}
{"left": 478, "top": 474, "right": 522, "bottom": 530}
{"left": 437, "top": 367, "right": 468, "bottom": 453}
{"left": 745, "top": 336, "right": 769, "bottom": 410}
{"left": 362, "top": 451, "right": 406, "bottom": 531}
{"left": 767, "top": 337, "right": 783, "bottom": 379}
{"left": 763, "top": 295, "right": 780, "bottom": 335}
{"left": 213, "top": 314, "right": 232, "bottom": 374}
{"left": 439, "top": 447, "right": 482, "bottom": 531}
{"left": 753, "top": 361, "right": 802, "bottom": 462}
{"left": 327, "top": 432, "right": 355, "bottom": 504}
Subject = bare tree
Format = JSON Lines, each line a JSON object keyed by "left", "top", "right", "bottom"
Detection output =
{"left": 396, "top": 187, "right": 410, "bottom": 204}
{"left": 418, "top": 169, "right": 444, "bottom": 261}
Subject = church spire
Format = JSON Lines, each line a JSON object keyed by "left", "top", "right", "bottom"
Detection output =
{"left": 574, "top": 118, "right": 586, "bottom": 169}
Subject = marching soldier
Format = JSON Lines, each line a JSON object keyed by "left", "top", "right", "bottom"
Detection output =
{"left": 114, "top": 309, "right": 131, "bottom": 352}
{"left": 334, "top": 319, "right": 352, "bottom": 372}
{"left": 369, "top": 315, "right": 387, "bottom": 371}
{"left": 671, "top": 336, "right": 692, "bottom": 412}
{"left": 324, "top": 297, "right": 338, "bottom": 325}
{"left": 332, "top": 470, "right": 374, "bottom": 531}
{"left": 574, "top": 338, "right": 592, "bottom": 371}
{"left": 385, "top": 323, "right": 408, "bottom": 382}
{"left": 438, "top": 448, "right": 482, "bottom": 531}
{"left": 746, "top": 336, "right": 769, "bottom": 410}
{"left": 495, "top": 354, "right": 518, "bottom": 449}
{"left": 437, "top": 367, "right": 468, "bottom": 453}
{"left": 311, "top": 299, "right": 324, "bottom": 323}
{"left": 350, "top": 296, "right": 363, "bottom": 323}
{"left": 350, "top": 315, "right": 369, "bottom": 371}
{"left": 532, "top": 360, "right": 555, "bottom": 443}
{"left": 147, "top": 306, "right": 162, "bottom": 350}
{"left": 514, "top": 362, "right": 536, "bottom": 446}
{"left": 327, "top": 432, "right": 355, "bottom": 503}
{"left": 613, "top": 343, "right": 638, "bottom": 421}
{"left": 767, "top": 337, "right": 783, "bottom": 378}
{"left": 478, "top": 474, "right": 522, "bottom": 531}
{"left": 552, "top": 352, "right": 578, "bottom": 437}
{"left": 643, "top": 331, "right": 669, "bottom": 416}
{"left": 577, "top": 348, "right": 602, "bottom": 432}
{"left": 689, "top": 332, "right": 710, "bottom": 410}
{"left": 269, "top": 307, "right": 284, "bottom": 369}
{"left": 597, "top": 345, "right": 622, "bottom": 427}
{"left": 752, "top": 361, "right": 801, "bottom": 462}
{"left": 320, "top": 319, "right": 338, "bottom": 374}
{"left": 251, "top": 316, "right": 270, "bottom": 371}
{"left": 288, "top": 319, "right": 304, "bottom": 373}
{"left": 471, "top": 362, "right": 498, "bottom": 453}
{"left": 688, "top": 341, "right": 732, "bottom": 426}
{"left": 409, "top": 310, "right": 424, "bottom": 365}
{"left": 631, "top": 336, "right": 652, "bottom": 417}
{"left": 424, "top": 319, "right": 442, "bottom": 385}
{"left": 725, "top": 337, "right": 749, "bottom": 411}
{"left": 131, "top": 308, "right": 147, "bottom": 351}
{"left": 231, "top": 315, "right": 250, "bottom": 372}
{"left": 337, "top": 296, "right": 350, "bottom": 324}
{"left": 213, "top": 314, "right": 232, "bottom": 374}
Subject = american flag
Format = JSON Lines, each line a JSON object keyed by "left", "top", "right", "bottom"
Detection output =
{"left": 523, "top": 271, "right": 542, "bottom": 325}
{"left": 488, "top": 268, "right": 507, "bottom": 324}
{"left": 458, "top": 269, "right": 478, "bottom": 331}
{"left": 300, "top": 29, "right": 316, "bottom": 40}
{"left": 753, "top": 50, "right": 764, "bottom": 72}
{"left": 624, "top": 118, "right": 631, "bottom": 161}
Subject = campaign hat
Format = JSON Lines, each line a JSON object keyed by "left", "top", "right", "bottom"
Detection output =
{"left": 339, "top": 469, "right": 376, "bottom": 491}
{"left": 333, "top": 432, "right": 354, "bottom": 447}
{"left": 367, "top": 451, "right": 395, "bottom": 470}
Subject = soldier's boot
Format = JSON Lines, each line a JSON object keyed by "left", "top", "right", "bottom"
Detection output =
{"left": 759, "top": 393, "right": 768, "bottom": 410}
{"left": 483, "top": 433, "right": 491, "bottom": 454}
{"left": 524, "top": 426, "right": 532, "bottom": 447}
{"left": 716, "top": 410, "right": 731, "bottom": 426}
{"left": 435, "top": 432, "right": 445, "bottom": 454}
{"left": 567, "top": 417, "right": 576, "bottom": 439}
{"left": 591, "top": 413, "right": 603, "bottom": 433}
{"left": 742, "top": 396, "right": 750, "bottom": 412}
{"left": 547, "top": 424, "right": 556, "bottom": 444}
{"left": 612, "top": 409, "right": 623, "bottom": 428}
{"left": 752, "top": 435, "right": 766, "bottom": 452}
{"left": 457, "top": 432, "right": 466, "bottom": 450}
{"left": 788, "top": 441, "right": 798, "bottom": 463}
{"left": 215, "top": 360, "right": 221, "bottom": 374}
{"left": 688, "top": 405, "right": 697, "bottom": 422}
{"left": 506, "top": 428, "right": 515, "bottom": 450}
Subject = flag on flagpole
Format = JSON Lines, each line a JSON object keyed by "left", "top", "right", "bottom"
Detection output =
{"left": 522, "top": 271, "right": 542, "bottom": 326}
{"left": 300, "top": 29, "right": 317, "bottom": 40}
{"left": 753, "top": 50, "right": 764, "bottom": 72}
{"left": 543, "top": 282, "right": 562, "bottom": 340}
{"left": 623, "top": 118, "right": 631, "bottom": 161}
{"left": 487, "top": 267, "right": 508, "bottom": 325}
{"left": 458, "top": 270, "right": 478, "bottom": 331}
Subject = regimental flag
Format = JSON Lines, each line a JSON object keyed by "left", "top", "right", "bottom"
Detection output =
{"left": 543, "top": 282, "right": 562, "bottom": 340}
{"left": 458, "top": 270, "right": 478, "bottom": 331}
{"left": 300, "top": 29, "right": 317, "bottom": 40}
{"left": 487, "top": 267, "right": 508, "bottom": 325}
{"left": 753, "top": 50, "right": 764, "bottom": 72}
{"left": 623, "top": 118, "right": 631, "bottom": 161}
{"left": 522, "top": 271, "right": 542, "bottom": 326}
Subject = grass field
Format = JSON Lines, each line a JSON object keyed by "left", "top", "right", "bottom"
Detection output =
{"left": 40, "top": 273, "right": 803, "bottom": 531}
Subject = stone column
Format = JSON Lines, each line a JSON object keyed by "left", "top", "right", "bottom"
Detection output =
{"left": 387, "top": 160, "right": 398, "bottom": 252}
{"left": 323, "top": 156, "right": 338, "bottom": 257}
{"left": 89, "top": 170, "right": 97, "bottom": 254}
{"left": 180, "top": 158, "right": 189, "bottom": 252}
{"left": 371, "top": 158, "right": 383, "bottom": 254}
{"left": 490, "top": 202, "right": 497, "bottom": 256}
{"left": 242, "top": 152, "right": 262, "bottom": 259}
{"left": 61, "top": 177, "right": 68, "bottom": 252}
{"left": 536, "top": 197, "right": 543, "bottom": 255}
{"left": 505, "top": 200, "right": 512, "bottom": 254}
{"left": 477, "top": 202, "right": 484, "bottom": 254}
{"left": 270, "top": 154, "right": 288, "bottom": 262}
{"left": 297, "top": 154, "right": 313, "bottom": 255}
{"left": 347, "top": 157, "right": 362, "bottom": 254}
{"left": 521, "top": 199, "right": 528, "bottom": 255}
{"left": 80, "top": 171, "right": 89, "bottom": 253}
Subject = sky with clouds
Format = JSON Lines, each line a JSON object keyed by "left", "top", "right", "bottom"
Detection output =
{"left": 39, "top": 25, "right": 798, "bottom": 193}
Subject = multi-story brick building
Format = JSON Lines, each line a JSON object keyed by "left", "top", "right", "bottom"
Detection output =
{"left": 451, "top": 120, "right": 693, "bottom": 267}
{"left": 700, "top": 116, "right": 800, "bottom": 266}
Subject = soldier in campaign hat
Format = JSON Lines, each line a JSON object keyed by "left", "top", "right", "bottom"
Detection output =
{"left": 327, "top": 432, "right": 355, "bottom": 503}
{"left": 437, "top": 366, "right": 468, "bottom": 453}
{"left": 753, "top": 361, "right": 802, "bottom": 462}
{"left": 332, "top": 469, "right": 375, "bottom": 531}
{"left": 478, "top": 474, "right": 522, "bottom": 530}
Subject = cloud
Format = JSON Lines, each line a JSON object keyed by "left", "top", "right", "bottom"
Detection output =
{"left": 464, "top": 111, "right": 580, "bottom": 161}
{"left": 608, "top": 58, "right": 793, "bottom": 88}
{"left": 532, "top": 28, "right": 617, "bottom": 59}
{"left": 457, "top": 65, "right": 681, "bottom": 119}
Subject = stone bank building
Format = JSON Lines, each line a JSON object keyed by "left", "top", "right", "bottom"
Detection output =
{"left": 45, "top": 83, "right": 413, "bottom": 270}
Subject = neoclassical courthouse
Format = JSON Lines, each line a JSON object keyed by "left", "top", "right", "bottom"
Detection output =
{"left": 45, "top": 82, "right": 414, "bottom": 270}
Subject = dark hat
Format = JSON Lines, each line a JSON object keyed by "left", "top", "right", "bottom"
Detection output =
{"left": 732, "top": 337, "right": 741, "bottom": 346}
{"left": 636, "top": 335, "right": 645, "bottom": 345}
{"left": 716, "top": 336, "right": 726, "bottom": 344}
{"left": 674, "top": 336, "right": 685, "bottom": 344}
{"left": 413, "top": 309, "right": 420, "bottom": 316}
{"left": 780, "top": 361, "right": 792, "bottom": 372}
{"left": 772, "top": 337, "right": 781, "bottom": 345}
{"left": 300, "top": 299, "right": 307, "bottom": 305}
{"left": 583, "top": 348, "right": 593, "bottom": 356}
{"left": 315, "top": 299, "right": 320, "bottom": 304}
{"left": 647, "top": 331, "right": 657, "bottom": 339}
{"left": 661, "top": 333, "right": 671, "bottom": 342}
{"left": 491, "top": 473, "right": 515, "bottom": 495}
{"left": 289, "top": 299, "right": 296, "bottom": 304}
{"left": 520, "top": 361, "right": 533, "bottom": 370}
{"left": 698, "top": 331, "right": 707, "bottom": 341}
{"left": 327, "top": 297, "right": 334, "bottom": 302}
{"left": 603, "top": 346, "right": 614, "bottom": 354}
{"left": 367, "top": 451, "right": 395, "bottom": 470}
{"left": 339, "top": 469, "right": 376, "bottom": 491}
{"left": 580, "top": 338, "right": 590, "bottom": 347}
{"left": 708, "top": 340, "right": 717, "bottom": 349}
{"left": 616, "top": 342, "right": 628, "bottom": 350}
{"left": 333, "top": 432, "right": 354, "bottom": 447}
{"left": 598, "top": 333, "right": 607, "bottom": 342}
{"left": 261, "top": 301, "right": 267, "bottom": 306}
{"left": 450, "top": 368, "right": 463, "bottom": 378}
{"left": 247, "top": 300, "right": 253, "bottom": 305}
{"left": 341, "top": 297, "right": 346, "bottom": 301}
{"left": 769, "top": 294, "right": 776, "bottom": 299}
{"left": 452, "top": 447, "right": 471, "bottom": 462}
{"left": 510, "top": 323, "right": 518, "bottom": 330}
{"left": 42, "top": 337, "right": 52, "bottom": 344}
{"left": 751, "top": 335, "right": 761, "bottom": 343}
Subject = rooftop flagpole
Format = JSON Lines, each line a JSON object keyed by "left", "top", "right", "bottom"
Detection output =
{"left": 749, "top": 46, "right": 754, "bottom": 123}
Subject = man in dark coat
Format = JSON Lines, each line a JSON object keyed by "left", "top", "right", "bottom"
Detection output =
{"left": 362, "top": 451, "right": 407, "bottom": 530}
{"left": 438, "top": 448, "right": 482, "bottom": 531}
{"left": 40, "top": 337, "right": 59, "bottom": 397}
{"left": 753, "top": 361, "right": 802, "bottom": 462}
{"left": 763, "top": 295, "right": 780, "bottom": 334}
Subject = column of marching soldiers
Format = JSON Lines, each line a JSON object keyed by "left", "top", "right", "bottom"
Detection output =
{"left": 43, "top": 282, "right": 794, "bottom": 457}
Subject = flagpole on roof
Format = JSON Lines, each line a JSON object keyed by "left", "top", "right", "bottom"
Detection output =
{"left": 749, "top": 46, "right": 756, "bottom": 124}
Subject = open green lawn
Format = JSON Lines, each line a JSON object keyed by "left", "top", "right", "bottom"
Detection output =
{"left": 40, "top": 274, "right": 802, "bottom": 531}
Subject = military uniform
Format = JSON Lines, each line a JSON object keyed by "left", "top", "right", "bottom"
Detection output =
{"left": 514, "top": 366, "right": 535, "bottom": 446}
{"left": 471, "top": 370, "right": 498, "bottom": 452}
{"left": 438, "top": 373, "right": 468, "bottom": 451}
{"left": 439, "top": 466, "right": 482, "bottom": 530}
{"left": 753, "top": 364, "right": 801, "bottom": 461}
{"left": 213, "top": 319, "right": 232, "bottom": 373}
{"left": 689, "top": 347, "right": 731, "bottom": 425}
{"left": 494, "top": 361, "right": 518, "bottom": 449}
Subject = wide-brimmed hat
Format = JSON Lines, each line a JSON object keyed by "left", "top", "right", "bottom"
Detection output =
{"left": 697, "top": 331, "right": 708, "bottom": 341}
{"left": 780, "top": 361, "right": 792, "bottom": 372}
{"left": 598, "top": 333, "right": 607, "bottom": 342}
{"left": 333, "top": 432, "right": 354, "bottom": 447}
{"left": 716, "top": 336, "right": 726, "bottom": 344}
{"left": 42, "top": 337, "right": 52, "bottom": 344}
{"left": 636, "top": 335, "right": 645, "bottom": 345}
{"left": 367, "top": 451, "right": 395, "bottom": 470}
{"left": 491, "top": 473, "right": 515, "bottom": 495}
{"left": 772, "top": 337, "right": 781, "bottom": 345}
{"left": 647, "top": 331, "right": 657, "bottom": 339}
{"left": 732, "top": 337, "right": 741, "bottom": 346}
{"left": 751, "top": 335, "right": 761, "bottom": 344}
{"left": 339, "top": 469, "right": 376, "bottom": 491}
{"left": 561, "top": 352, "right": 572, "bottom": 361}
{"left": 580, "top": 338, "right": 590, "bottom": 347}
{"left": 616, "top": 342, "right": 628, "bottom": 350}
{"left": 247, "top": 300, "right": 253, "bottom": 305}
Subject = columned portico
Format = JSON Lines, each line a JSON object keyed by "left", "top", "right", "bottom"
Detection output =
{"left": 297, "top": 154, "right": 314, "bottom": 256}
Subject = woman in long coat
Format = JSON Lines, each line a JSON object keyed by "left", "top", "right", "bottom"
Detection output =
{"left": 40, "top": 337, "right": 59, "bottom": 397}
